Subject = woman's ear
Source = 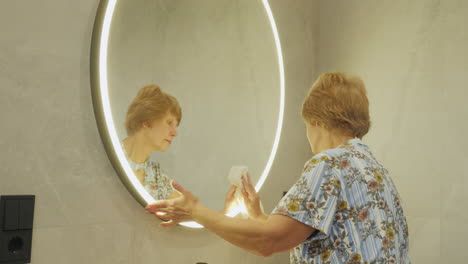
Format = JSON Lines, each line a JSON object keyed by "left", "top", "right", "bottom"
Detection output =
{"left": 311, "top": 120, "right": 321, "bottom": 127}
{"left": 141, "top": 121, "right": 150, "bottom": 129}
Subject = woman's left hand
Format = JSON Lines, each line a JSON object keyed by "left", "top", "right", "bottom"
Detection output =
{"left": 145, "top": 180, "right": 200, "bottom": 227}
{"left": 241, "top": 172, "right": 265, "bottom": 220}
{"left": 223, "top": 185, "right": 238, "bottom": 214}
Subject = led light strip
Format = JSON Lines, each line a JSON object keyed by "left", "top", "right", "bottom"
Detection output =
{"left": 100, "top": 0, "right": 155, "bottom": 204}
{"left": 98, "top": 0, "right": 284, "bottom": 229}
{"left": 256, "top": 0, "right": 285, "bottom": 192}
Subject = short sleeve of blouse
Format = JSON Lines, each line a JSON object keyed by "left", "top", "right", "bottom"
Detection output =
{"left": 272, "top": 154, "right": 340, "bottom": 237}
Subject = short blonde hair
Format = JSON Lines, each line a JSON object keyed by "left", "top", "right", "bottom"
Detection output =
{"left": 125, "top": 84, "right": 182, "bottom": 136}
{"left": 302, "top": 72, "right": 370, "bottom": 139}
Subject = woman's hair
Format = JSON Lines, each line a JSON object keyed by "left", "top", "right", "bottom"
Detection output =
{"left": 125, "top": 84, "right": 182, "bottom": 136}
{"left": 302, "top": 72, "right": 370, "bottom": 139}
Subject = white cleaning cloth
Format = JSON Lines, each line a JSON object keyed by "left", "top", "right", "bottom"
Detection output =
{"left": 228, "top": 166, "right": 248, "bottom": 187}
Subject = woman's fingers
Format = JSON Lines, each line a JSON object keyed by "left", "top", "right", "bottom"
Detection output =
{"left": 171, "top": 180, "right": 193, "bottom": 198}
{"left": 145, "top": 201, "right": 169, "bottom": 212}
{"left": 155, "top": 210, "right": 186, "bottom": 224}
{"left": 225, "top": 185, "right": 237, "bottom": 206}
{"left": 145, "top": 181, "right": 200, "bottom": 225}
{"left": 155, "top": 207, "right": 170, "bottom": 213}
{"left": 245, "top": 171, "right": 253, "bottom": 185}
{"left": 160, "top": 220, "right": 177, "bottom": 227}
{"left": 241, "top": 184, "right": 251, "bottom": 202}
{"left": 155, "top": 212, "right": 171, "bottom": 221}
{"left": 241, "top": 184, "right": 250, "bottom": 201}
{"left": 241, "top": 172, "right": 256, "bottom": 196}
{"left": 246, "top": 172, "right": 256, "bottom": 193}
{"left": 227, "top": 185, "right": 237, "bottom": 197}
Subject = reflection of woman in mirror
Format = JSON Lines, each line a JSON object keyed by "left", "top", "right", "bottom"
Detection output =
{"left": 124, "top": 85, "right": 237, "bottom": 212}
{"left": 122, "top": 84, "right": 181, "bottom": 200}
{"left": 147, "top": 73, "right": 410, "bottom": 263}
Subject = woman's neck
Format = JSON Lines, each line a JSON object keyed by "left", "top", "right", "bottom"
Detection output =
{"left": 123, "top": 133, "right": 151, "bottom": 164}
{"left": 314, "top": 131, "right": 355, "bottom": 154}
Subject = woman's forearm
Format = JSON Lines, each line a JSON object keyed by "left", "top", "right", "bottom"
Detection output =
{"left": 253, "top": 213, "right": 269, "bottom": 222}
{"left": 193, "top": 204, "right": 276, "bottom": 257}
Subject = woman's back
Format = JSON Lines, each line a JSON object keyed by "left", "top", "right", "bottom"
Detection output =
{"left": 273, "top": 138, "right": 410, "bottom": 263}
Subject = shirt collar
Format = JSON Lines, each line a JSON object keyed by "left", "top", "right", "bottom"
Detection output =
{"left": 339, "top": 137, "right": 368, "bottom": 149}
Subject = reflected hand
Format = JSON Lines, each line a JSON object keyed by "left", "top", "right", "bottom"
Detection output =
{"left": 241, "top": 172, "right": 264, "bottom": 220}
{"left": 223, "top": 185, "right": 238, "bottom": 214}
{"left": 145, "top": 180, "right": 200, "bottom": 227}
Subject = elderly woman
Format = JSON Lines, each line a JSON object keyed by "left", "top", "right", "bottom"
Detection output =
{"left": 124, "top": 85, "right": 236, "bottom": 211}
{"left": 122, "top": 84, "right": 182, "bottom": 200}
{"left": 147, "top": 73, "right": 411, "bottom": 264}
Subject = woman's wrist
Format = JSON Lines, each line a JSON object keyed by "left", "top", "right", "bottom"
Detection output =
{"left": 257, "top": 213, "right": 269, "bottom": 222}
{"left": 251, "top": 212, "right": 268, "bottom": 222}
{"left": 191, "top": 197, "right": 205, "bottom": 221}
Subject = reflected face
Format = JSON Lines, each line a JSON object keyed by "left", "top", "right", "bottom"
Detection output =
{"left": 143, "top": 113, "right": 179, "bottom": 152}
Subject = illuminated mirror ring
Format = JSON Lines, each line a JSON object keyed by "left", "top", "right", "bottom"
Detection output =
{"left": 90, "top": 0, "right": 284, "bottom": 228}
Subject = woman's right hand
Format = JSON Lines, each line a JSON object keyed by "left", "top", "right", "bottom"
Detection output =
{"left": 146, "top": 180, "right": 201, "bottom": 227}
{"left": 241, "top": 172, "right": 265, "bottom": 220}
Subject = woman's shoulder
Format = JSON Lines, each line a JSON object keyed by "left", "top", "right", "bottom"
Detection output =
{"left": 304, "top": 147, "right": 346, "bottom": 165}
{"left": 302, "top": 147, "right": 354, "bottom": 174}
{"left": 303, "top": 153, "right": 331, "bottom": 173}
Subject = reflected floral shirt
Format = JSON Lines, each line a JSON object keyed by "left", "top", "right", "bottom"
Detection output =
{"left": 129, "top": 158, "right": 173, "bottom": 201}
{"left": 142, "top": 161, "right": 173, "bottom": 200}
{"left": 272, "top": 138, "right": 410, "bottom": 264}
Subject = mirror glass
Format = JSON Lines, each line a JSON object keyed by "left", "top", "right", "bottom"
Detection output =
{"left": 96, "top": 0, "right": 283, "bottom": 212}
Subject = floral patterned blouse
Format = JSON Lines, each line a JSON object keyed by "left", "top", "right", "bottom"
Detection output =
{"left": 272, "top": 138, "right": 410, "bottom": 264}
{"left": 141, "top": 160, "right": 173, "bottom": 200}
{"left": 122, "top": 141, "right": 173, "bottom": 200}
{"left": 125, "top": 157, "right": 173, "bottom": 200}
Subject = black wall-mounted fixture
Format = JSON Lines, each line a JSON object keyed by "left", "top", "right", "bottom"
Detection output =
{"left": 0, "top": 195, "right": 35, "bottom": 264}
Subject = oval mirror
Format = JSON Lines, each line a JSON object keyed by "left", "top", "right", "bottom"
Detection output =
{"left": 90, "top": 0, "right": 284, "bottom": 226}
